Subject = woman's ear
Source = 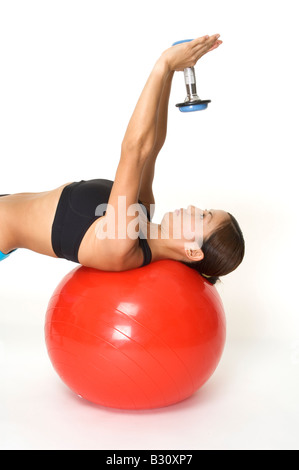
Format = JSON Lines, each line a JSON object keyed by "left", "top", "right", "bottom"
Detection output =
{"left": 184, "top": 242, "right": 204, "bottom": 262}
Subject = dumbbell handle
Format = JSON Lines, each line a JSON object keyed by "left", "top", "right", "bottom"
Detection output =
{"left": 183, "top": 67, "right": 200, "bottom": 103}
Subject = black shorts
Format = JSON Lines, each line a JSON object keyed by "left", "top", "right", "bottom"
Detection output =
{"left": 51, "top": 179, "right": 152, "bottom": 266}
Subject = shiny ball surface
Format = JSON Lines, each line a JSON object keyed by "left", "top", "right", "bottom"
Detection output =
{"left": 45, "top": 260, "right": 226, "bottom": 410}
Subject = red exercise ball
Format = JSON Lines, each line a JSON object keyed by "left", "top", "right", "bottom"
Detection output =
{"left": 45, "top": 260, "right": 226, "bottom": 410}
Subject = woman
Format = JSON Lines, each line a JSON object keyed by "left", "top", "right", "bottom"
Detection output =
{"left": 0, "top": 34, "right": 244, "bottom": 284}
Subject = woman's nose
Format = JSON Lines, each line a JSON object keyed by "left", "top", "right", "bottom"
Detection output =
{"left": 187, "top": 205, "right": 202, "bottom": 216}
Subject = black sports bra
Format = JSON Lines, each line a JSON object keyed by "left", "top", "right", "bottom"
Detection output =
{"left": 51, "top": 179, "right": 152, "bottom": 267}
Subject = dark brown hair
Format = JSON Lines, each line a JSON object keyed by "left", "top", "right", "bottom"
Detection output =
{"left": 182, "top": 213, "right": 245, "bottom": 284}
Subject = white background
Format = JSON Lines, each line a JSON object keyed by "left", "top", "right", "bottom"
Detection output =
{"left": 0, "top": 0, "right": 298, "bottom": 450}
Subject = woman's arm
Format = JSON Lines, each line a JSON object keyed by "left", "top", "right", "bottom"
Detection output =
{"left": 99, "top": 59, "right": 171, "bottom": 266}
{"left": 138, "top": 70, "right": 174, "bottom": 218}
{"left": 99, "top": 35, "right": 221, "bottom": 268}
{"left": 138, "top": 34, "right": 222, "bottom": 219}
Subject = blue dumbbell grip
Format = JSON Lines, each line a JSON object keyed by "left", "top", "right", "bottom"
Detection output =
{"left": 172, "top": 39, "right": 194, "bottom": 46}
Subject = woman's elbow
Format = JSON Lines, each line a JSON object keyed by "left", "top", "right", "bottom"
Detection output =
{"left": 121, "top": 137, "right": 155, "bottom": 161}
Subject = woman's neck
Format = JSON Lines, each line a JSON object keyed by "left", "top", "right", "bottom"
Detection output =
{"left": 145, "top": 221, "right": 178, "bottom": 263}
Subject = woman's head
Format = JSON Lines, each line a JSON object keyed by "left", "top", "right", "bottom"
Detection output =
{"left": 161, "top": 206, "right": 245, "bottom": 284}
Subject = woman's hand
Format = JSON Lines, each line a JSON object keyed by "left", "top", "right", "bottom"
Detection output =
{"left": 161, "top": 34, "right": 222, "bottom": 72}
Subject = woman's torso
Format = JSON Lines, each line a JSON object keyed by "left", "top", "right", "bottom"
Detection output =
{"left": 0, "top": 183, "right": 71, "bottom": 257}
{"left": 0, "top": 180, "right": 145, "bottom": 270}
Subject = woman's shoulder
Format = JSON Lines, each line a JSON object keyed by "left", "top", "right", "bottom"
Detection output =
{"left": 78, "top": 220, "right": 145, "bottom": 271}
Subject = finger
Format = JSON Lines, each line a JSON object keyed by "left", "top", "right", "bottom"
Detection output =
{"left": 191, "top": 35, "right": 210, "bottom": 46}
{"left": 208, "top": 40, "right": 223, "bottom": 52}
{"left": 203, "top": 34, "right": 221, "bottom": 48}
{"left": 195, "top": 38, "right": 221, "bottom": 57}
{"left": 192, "top": 34, "right": 220, "bottom": 52}
{"left": 194, "top": 34, "right": 220, "bottom": 44}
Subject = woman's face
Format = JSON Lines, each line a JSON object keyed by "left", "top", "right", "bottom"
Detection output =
{"left": 161, "top": 206, "right": 230, "bottom": 245}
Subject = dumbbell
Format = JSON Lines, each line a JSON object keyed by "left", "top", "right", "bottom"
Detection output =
{"left": 172, "top": 39, "right": 211, "bottom": 112}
